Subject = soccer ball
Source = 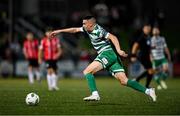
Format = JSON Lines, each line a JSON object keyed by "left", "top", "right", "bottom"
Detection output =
{"left": 25, "top": 92, "right": 40, "bottom": 106}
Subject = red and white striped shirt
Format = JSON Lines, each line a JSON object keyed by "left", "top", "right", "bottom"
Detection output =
{"left": 39, "top": 37, "right": 60, "bottom": 60}
{"left": 23, "top": 39, "right": 39, "bottom": 59}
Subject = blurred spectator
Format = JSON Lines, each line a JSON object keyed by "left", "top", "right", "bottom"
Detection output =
{"left": 0, "top": 60, "right": 13, "bottom": 78}
{"left": 9, "top": 36, "right": 21, "bottom": 59}
{"left": 93, "top": 1, "right": 109, "bottom": 25}
{"left": 79, "top": 49, "right": 90, "bottom": 62}
{"left": 9, "top": 34, "right": 21, "bottom": 76}
{"left": 173, "top": 48, "right": 180, "bottom": 63}
{"left": 172, "top": 48, "right": 180, "bottom": 76}
{"left": 0, "top": 48, "right": 13, "bottom": 78}
{"left": 0, "top": 33, "right": 9, "bottom": 59}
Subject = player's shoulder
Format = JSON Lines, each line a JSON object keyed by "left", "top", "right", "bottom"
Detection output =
{"left": 137, "top": 33, "right": 144, "bottom": 42}
{"left": 24, "top": 39, "right": 27, "bottom": 43}
{"left": 160, "top": 36, "right": 165, "bottom": 40}
{"left": 40, "top": 37, "right": 46, "bottom": 43}
{"left": 96, "top": 24, "right": 105, "bottom": 31}
{"left": 34, "top": 39, "right": 39, "bottom": 42}
{"left": 157, "top": 36, "right": 165, "bottom": 41}
{"left": 53, "top": 37, "right": 59, "bottom": 41}
{"left": 151, "top": 36, "right": 156, "bottom": 40}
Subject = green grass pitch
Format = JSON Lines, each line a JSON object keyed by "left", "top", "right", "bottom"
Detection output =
{"left": 0, "top": 77, "right": 180, "bottom": 115}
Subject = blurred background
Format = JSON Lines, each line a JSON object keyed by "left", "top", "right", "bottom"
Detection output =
{"left": 0, "top": 0, "right": 180, "bottom": 78}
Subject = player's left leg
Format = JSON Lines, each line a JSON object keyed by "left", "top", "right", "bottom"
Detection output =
{"left": 114, "top": 72, "right": 157, "bottom": 102}
{"left": 83, "top": 61, "right": 103, "bottom": 101}
{"left": 159, "top": 61, "right": 169, "bottom": 89}
{"left": 51, "top": 69, "right": 59, "bottom": 90}
{"left": 34, "top": 67, "right": 41, "bottom": 82}
{"left": 45, "top": 60, "right": 59, "bottom": 91}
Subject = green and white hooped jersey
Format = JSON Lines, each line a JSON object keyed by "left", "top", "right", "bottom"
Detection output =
{"left": 80, "top": 24, "right": 112, "bottom": 54}
{"left": 151, "top": 36, "right": 167, "bottom": 60}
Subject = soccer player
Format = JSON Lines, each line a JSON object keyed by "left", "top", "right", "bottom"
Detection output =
{"left": 50, "top": 16, "right": 157, "bottom": 101}
{"left": 38, "top": 29, "right": 62, "bottom": 91}
{"left": 131, "top": 23, "right": 154, "bottom": 88}
{"left": 23, "top": 32, "right": 41, "bottom": 84}
{"left": 150, "top": 26, "right": 171, "bottom": 90}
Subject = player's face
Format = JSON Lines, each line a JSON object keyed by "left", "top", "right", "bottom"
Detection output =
{"left": 45, "top": 31, "right": 52, "bottom": 38}
{"left": 152, "top": 28, "right": 160, "bottom": 36}
{"left": 26, "top": 33, "right": 33, "bottom": 40}
{"left": 143, "top": 25, "right": 151, "bottom": 35}
{"left": 82, "top": 20, "right": 94, "bottom": 32}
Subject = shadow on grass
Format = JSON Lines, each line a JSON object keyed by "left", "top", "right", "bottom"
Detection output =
{"left": 85, "top": 102, "right": 125, "bottom": 106}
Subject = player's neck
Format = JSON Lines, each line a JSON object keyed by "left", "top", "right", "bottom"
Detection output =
{"left": 89, "top": 24, "right": 97, "bottom": 32}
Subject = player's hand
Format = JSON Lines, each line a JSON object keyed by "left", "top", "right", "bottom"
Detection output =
{"left": 24, "top": 54, "right": 28, "bottom": 59}
{"left": 168, "top": 56, "right": 171, "bottom": 62}
{"left": 131, "top": 57, "right": 137, "bottom": 62}
{"left": 54, "top": 54, "right": 60, "bottom": 59}
{"left": 50, "top": 30, "right": 59, "bottom": 38}
{"left": 117, "top": 50, "right": 128, "bottom": 57}
{"left": 38, "top": 59, "right": 42, "bottom": 64}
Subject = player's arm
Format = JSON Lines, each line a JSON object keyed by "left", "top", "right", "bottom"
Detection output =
{"left": 131, "top": 42, "right": 139, "bottom": 62}
{"left": 38, "top": 48, "right": 43, "bottom": 64}
{"left": 165, "top": 47, "right": 171, "bottom": 61}
{"left": 55, "top": 43, "right": 63, "bottom": 59}
{"left": 107, "top": 33, "right": 128, "bottom": 57}
{"left": 23, "top": 43, "right": 28, "bottom": 59}
{"left": 131, "top": 42, "right": 139, "bottom": 55}
{"left": 38, "top": 41, "right": 43, "bottom": 64}
{"left": 50, "top": 27, "right": 82, "bottom": 37}
{"left": 163, "top": 37, "right": 171, "bottom": 61}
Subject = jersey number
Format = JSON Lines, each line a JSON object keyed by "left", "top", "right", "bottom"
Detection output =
{"left": 102, "top": 58, "right": 108, "bottom": 65}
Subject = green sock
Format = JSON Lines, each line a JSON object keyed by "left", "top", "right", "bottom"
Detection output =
{"left": 161, "top": 72, "right": 168, "bottom": 80}
{"left": 154, "top": 75, "right": 161, "bottom": 85}
{"left": 85, "top": 73, "right": 97, "bottom": 92}
{"left": 127, "top": 80, "right": 146, "bottom": 93}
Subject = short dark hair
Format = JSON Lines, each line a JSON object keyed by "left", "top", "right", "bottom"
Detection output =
{"left": 143, "top": 22, "right": 151, "bottom": 27}
{"left": 45, "top": 27, "right": 53, "bottom": 32}
{"left": 153, "top": 22, "right": 160, "bottom": 28}
{"left": 83, "top": 15, "right": 95, "bottom": 20}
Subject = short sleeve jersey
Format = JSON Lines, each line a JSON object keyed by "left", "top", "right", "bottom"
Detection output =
{"left": 80, "top": 24, "right": 112, "bottom": 54}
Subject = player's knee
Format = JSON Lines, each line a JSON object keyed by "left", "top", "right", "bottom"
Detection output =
{"left": 28, "top": 66, "right": 33, "bottom": 71}
{"left": 119, "top": 79, "right": 127, "bottom": 85}
{"left": 116, "top": 76, "right": 128, "bottom": 85}
{"left": 83, "top": 69, "right": 90, "bottom": 75}
{"left": 115, "top": 72, "right": 128, "bottom": 85}
{"left": 47, "top": 68, "right": 53, "bottom": 75}
{"left": 163, "top": 67, "right": 168, "bottom": 72}
{"left": 83, "top": 67, "right": 95, "bottom": 75}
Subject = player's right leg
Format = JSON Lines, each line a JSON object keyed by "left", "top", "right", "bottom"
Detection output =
{"left": 28, "top": 66, "right": 34, "bottom": 84}
{"left": 135, "top": 70, "right": 148, "bottom": 82}
{"left": 114, "top": 72, "right": 157, "bottom": 102}
{"left": 146, "top": 68, "right": 154, "bottom": 88}
{"left": 153, "top": 59, "right": 168, "bottom": 89}
{"left": 51, "top": 69, "right": 59, "bottom": 91}
{"left": 47, "top": 68, "right": 53, "bottom": 91}
{"left": 83, "top": 61, "right": 103, "bottom": 101}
